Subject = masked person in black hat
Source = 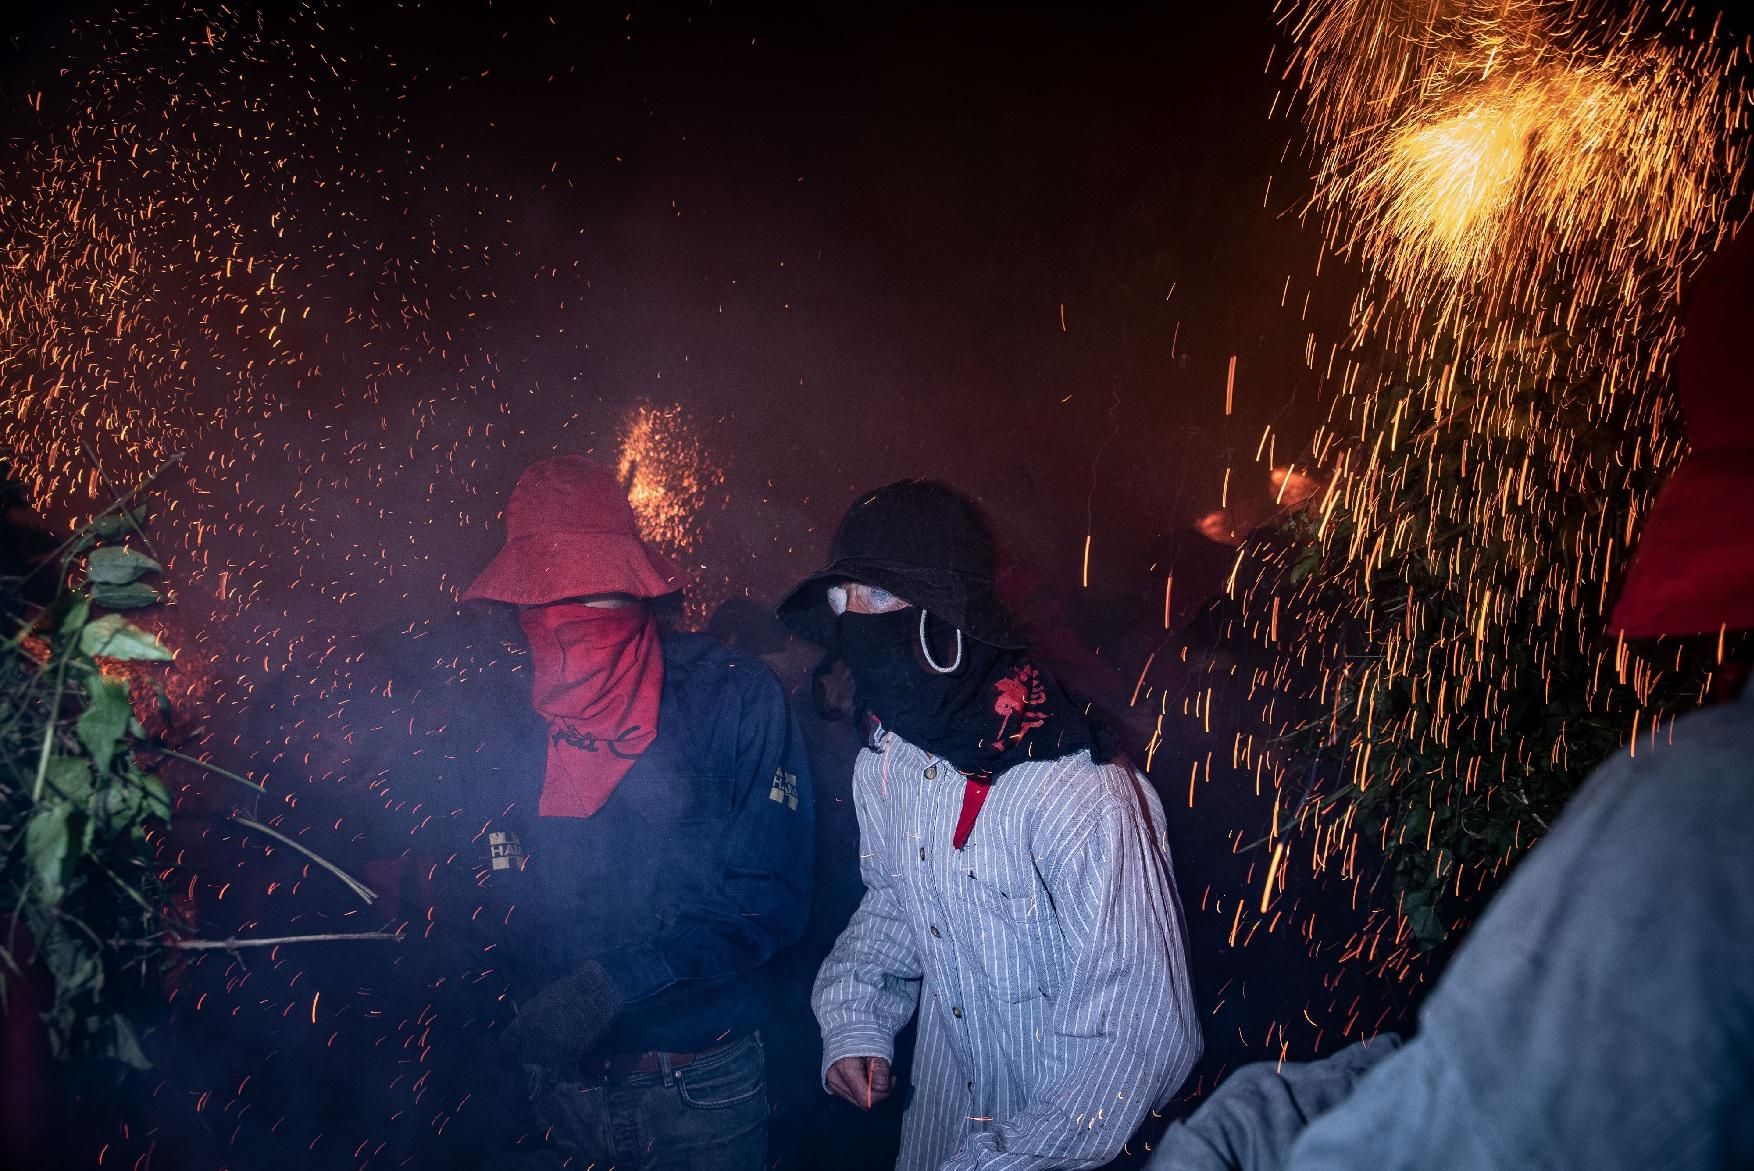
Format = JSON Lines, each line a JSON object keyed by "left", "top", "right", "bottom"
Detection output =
{"left": 778, "top": 480, "right": 1202, "bottom": 1171}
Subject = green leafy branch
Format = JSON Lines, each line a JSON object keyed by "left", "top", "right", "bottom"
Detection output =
{"left": 2, "top": 456, "right": 398, "bottom": 1070}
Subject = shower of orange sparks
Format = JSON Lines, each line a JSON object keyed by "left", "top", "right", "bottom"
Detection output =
{"left": 1292, "top": 0, "right": 1745, "bottom": 389}
{"left": 1190, "top": 0, "right": 1748, "bottom": 1012}
{"left": 616, "top": 402, "right": 724, "bottom": 559}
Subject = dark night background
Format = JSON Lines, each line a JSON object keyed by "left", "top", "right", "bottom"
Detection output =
{"left": 12, "top": 0, "right": 1705, "bottom": 1166}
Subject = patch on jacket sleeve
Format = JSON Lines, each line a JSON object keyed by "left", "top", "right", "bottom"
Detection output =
{"left": 488, "top": 830, "right": 526, "bottom": 871}
{"left": 768, "top": 768, "right": 799, "bottom": 811}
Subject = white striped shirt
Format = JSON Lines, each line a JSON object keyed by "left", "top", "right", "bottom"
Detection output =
{"left": 813, "top": 731, "right": 1202, "bottom": 1170}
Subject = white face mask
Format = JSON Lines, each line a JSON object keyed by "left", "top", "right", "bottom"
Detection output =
{"left": 827, "top": 584, "right": 849, "bottom": 615}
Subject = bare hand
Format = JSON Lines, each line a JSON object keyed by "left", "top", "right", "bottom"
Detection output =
{"left": 826, "top": 1054, "right": 893, "bottom": 1110}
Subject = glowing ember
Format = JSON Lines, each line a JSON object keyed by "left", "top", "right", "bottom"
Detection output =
{"left": 616, "top": 402, "right": 725, "bottom": 561}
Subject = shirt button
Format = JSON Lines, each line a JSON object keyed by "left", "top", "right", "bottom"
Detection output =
{"left": 924, "top": 764, "right": 938, "bottom": 780}
{"left": 952, "top": 1006, "right": 963, "bottom": 1019}
{"left": 919, "top": 846, "right": 927, "bottom": 861}
{"left": 929, "top": 925, "right": 941, "bottom": 938}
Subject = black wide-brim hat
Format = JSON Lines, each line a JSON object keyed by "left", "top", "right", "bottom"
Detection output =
{"left": 777, "top": 479, "right": 1026, "bottom": 650}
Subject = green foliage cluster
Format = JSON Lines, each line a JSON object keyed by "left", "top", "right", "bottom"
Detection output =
{"left": 1218, "top": 366, "right": 1726, "bottom": 949}
{"left": 3, "top": 498, "right": 175, "bottom": 1067}
{"left": 3, "top": 463, "right": 396, "bottom": 1081}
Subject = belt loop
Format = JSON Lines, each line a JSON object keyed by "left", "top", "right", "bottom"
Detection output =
{"left": 658, "top": 1051, "right": 675, "bottom": 1086}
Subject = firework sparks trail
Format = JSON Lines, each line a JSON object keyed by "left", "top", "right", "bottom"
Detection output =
{"left": 1181, "top": 0, "right": 1750, "bottom": 1033}
{"left": 1289, "top": 0, "right": 1746, "bottom": 383}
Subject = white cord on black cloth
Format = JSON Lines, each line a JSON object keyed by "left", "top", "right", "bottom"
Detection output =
{"left": 919, "top": 609, "right": 964, "bottom": 674}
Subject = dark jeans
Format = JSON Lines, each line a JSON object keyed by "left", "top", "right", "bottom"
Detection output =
{"left": 507, "top": 1033, "right": 768, "bottom": 1171}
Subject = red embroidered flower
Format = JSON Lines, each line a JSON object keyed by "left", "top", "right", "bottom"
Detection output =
{"left": 992, "top": 663, "right": 1048, "bottom": 744}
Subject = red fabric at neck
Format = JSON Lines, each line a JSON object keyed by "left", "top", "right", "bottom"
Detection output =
{"left": 952, "top": 772, "right": 994, "bottom": 850}
{"left": 518, "top": 602, "right": 663, "bottom": 818}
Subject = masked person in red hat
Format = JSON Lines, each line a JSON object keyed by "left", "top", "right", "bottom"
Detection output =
{"left": 424, "top": 455, "right": 813, "bottom": 1170}
{"left": 777, "top": 480, "right": 1202, "bottom": 1171}
{"left": 1150, "top": 228, "right": 1754, "bottom": 1171}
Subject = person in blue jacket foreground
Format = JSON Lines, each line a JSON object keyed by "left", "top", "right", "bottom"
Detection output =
{"left": 429, "top": 455, "right": 814, "bottom": 1171}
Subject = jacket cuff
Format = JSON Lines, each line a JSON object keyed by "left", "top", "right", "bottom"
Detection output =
{"left": 818, "top": 1024, "right": 896, "bottom": 1091}
{"left": 593, "top": 946, "right": 673, "bottom": 1007}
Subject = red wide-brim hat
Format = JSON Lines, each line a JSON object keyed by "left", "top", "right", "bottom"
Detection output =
{"left": 1610, "top": 225, "right": 1754, "bottom": 639}
{"left": 463, "top": 455, "right": 684, "bottom": 605}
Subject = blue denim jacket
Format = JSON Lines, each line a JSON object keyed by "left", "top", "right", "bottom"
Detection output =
{"left": 412, "top": 627, "right": 814, "bottom": 1055}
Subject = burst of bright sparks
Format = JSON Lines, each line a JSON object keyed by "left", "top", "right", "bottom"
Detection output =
{"left": 616, "top": 402, "right": 725, "bottom": 560}
{"left": 1180, "top": 0, "right": 1749, "bottom": 1055}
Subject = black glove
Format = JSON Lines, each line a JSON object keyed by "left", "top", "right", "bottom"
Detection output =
{"left": 499, "top": 960, "right": 623, "bottom": 1067}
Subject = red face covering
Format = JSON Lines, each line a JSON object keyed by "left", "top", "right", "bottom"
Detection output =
{"left": 517, "top": 602, "right": 664, "bottom": 818}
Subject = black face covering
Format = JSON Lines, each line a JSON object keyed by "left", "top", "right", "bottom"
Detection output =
{"left": 835, "top": 607, "right": 1111, "bottom": 779}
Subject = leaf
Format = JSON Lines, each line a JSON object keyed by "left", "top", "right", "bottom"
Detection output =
{"left": 90, "top": 581, "right": 161, "bottom": 610}
{"left": 86, "top": 546, "right": 162, "bottom": 586}
{"left": 103, "top": 770, "right": 172, "bottom": 837}
{"left": 136, "top": 772, "right": 172, "bottom": 822}
{"left": 43, "top": 756, "right": 94, "bottom": 803}
{"left": 38, "top": 923, "right": 92, "bottom": 992}
{"left": 1288, "top": 542, "right": 1325, "bottom": 584}
{"left": 97, "top": 785, "right": 134, "bottom": 838}
{"left": 45, "top": 1000, "right": 76, "bottom": 1060}
{"left": 58, "top": 594, "right": 92, "bottom": 638}
{"left": 1406, "top": 901, "right": 1446, "bottom": 948}
{"left": 90, "top": 507, "right": 149, "bottom": 541}
{"left": 77, "top": 676, "right": 132, "bottom": 774}
{"left": 26, "top": 801, "right": 74, "bottom": 904}
{"left": 109, "top": 1014, "right": 151, "bottom": 1070}
{"left": 79, "top": 615, "right": 172, "bottom": 662}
